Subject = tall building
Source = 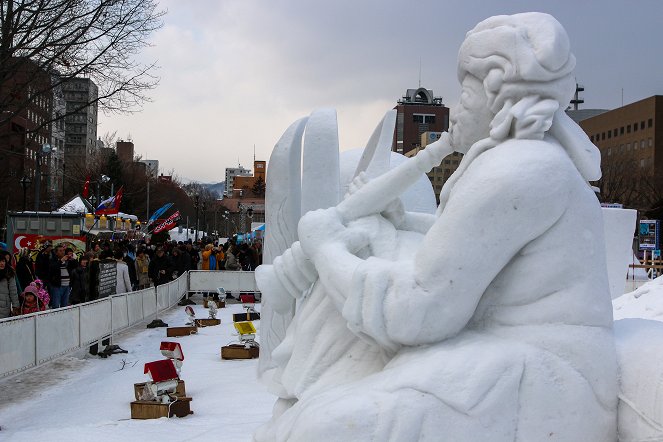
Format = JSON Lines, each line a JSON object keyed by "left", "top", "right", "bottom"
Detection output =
{"left": 224, "top": 165, "right": 252, "bottom": 197}
{"left": 392, "top": 87, "right": 450, "bottom": 155}
{"left": 116, "top": 140, "right": 134, "bottom": 163}
{"left": 62, "top": 77, "right": 98, "bottom": 171}
{"left": 139, "top": 159, "right": 159, "bottom": 177}
{"left": 577, "top": 95, "right": 662, "bottom": 209}
{"left": 0, "top": 57, "right": 54, "bottom": 210}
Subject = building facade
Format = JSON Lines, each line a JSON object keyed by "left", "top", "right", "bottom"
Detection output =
{"left": 116, "top": 140, "right": 134, "bottom": 163}
{"left": 62, "top": 77, "right": 98, "bottom": 171}
{"left": 577, "top": 95, "right": 663, "bottom": 210}
{"left": 139, "top": 159, "right": 159, "bottom": 177}
{"left": 392, "top": 87, "right": 450, "bottom": 156}
{"left": 224, "top": 165, "right": 252, "bottom": 197}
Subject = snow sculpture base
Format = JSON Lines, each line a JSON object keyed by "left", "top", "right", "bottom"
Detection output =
{"left": 221, "top": 344, "right": 259, "bottom": 360}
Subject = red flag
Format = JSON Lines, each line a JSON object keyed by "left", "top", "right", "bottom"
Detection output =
{"left": 95, "top": 186, "right": 124, "bottom": 215}
{"left": 152, "top": 210, "right": 181, "bottom": 234}
{"left": 82, "top": 175, "right": 90, "bottom": 198}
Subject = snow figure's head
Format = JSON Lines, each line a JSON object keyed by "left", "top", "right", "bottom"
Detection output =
{"left": 451, "top": 12, "right": 577, "bottom": 151}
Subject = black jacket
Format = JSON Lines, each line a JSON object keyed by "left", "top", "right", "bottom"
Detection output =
{"left": 149, "top": 254, "right": 173, "bottom": 286}
{"left": 69, "top": 266, "right": 89, "bottom": 304}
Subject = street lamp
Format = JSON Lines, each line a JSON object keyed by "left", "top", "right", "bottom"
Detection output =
{"left": 33, "top": 143, "right": 52, "bottom": 211}
{"left": 20, "top": 176, "right": 32, "bottom": 211}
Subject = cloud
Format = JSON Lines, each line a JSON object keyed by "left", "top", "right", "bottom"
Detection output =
{"left": 99, "top": 0, "right": 663, "bottom": 182}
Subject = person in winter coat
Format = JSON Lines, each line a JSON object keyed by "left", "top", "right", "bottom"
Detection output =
{"left": 115, "top": 250, "right": 132, "bottom": 294}
{"left": 48, "top": 245, "right": 74, "bottom": 308}
{"left": 19, "top": 285, "right": 46, "bottom": 315}
{"left": 149, "top": 247, "right": 173, "bottom": 286}
{"left": 201, "top": 244, "right": 213, "bottom": 270}
{"left": 69, "top": 255, "right": 90, "bottom": 304}
{"left": 224, "top": 244, "right": 241, "bottom": 271}
{"left": 0, "top": 258, "right": 19, "bottom": 318}
{"left": 123, "top": 248, "right": 138, "bottom": 291}
{"left": 135, "top": 249, "right": 151, "bottom": 289}
{"left": 35, "top": 243, "right": 52, "bottom": 282}
{"left": 15, "top": 248, "right": 35, "bottom": 292}
{"left": 171, "top": 247, "right": 188, "bottom": 278}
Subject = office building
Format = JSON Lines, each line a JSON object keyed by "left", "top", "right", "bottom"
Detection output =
{"left": 392, "top": 87, "right": 450, "bottom": 156}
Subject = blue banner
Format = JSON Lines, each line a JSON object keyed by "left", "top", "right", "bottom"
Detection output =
{"left": 148, "top": 203, "right": 173, "bottom": 225}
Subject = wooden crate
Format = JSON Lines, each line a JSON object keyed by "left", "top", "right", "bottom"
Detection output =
{"left": 194, "top": 318, "right": 221, "bottom": 327}
{"left": 221, "top": 344, "right": 259, "bottom": 360}
{"left": 232, "top": 312, "right": 260, "bottom": 322}
{"left": 203, "top": 299, "right": 225, "bottom": 308}
{"left": 166, "top": 326, "right": 198, "bottom": 337}
{"left": 134, "top": 380, "right": 186, "bottom": 401}
{"left": 130, "top": 397, "right": 193, "bottom": 419}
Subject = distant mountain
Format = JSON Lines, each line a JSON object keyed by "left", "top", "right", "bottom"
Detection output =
{"left": 202, "top": 181, "right": 225, "bottom": 198}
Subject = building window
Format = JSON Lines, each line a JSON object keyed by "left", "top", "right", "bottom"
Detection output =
{"left": 641, "top": 140, "right": 645, "bottom": 149}
{"left": 649, "top": 138, "right": 653, "bottom": 147}
{"left": 607, "top": 148, "right": 611, "bottom": 156}
{"left": 590, "top": 135, "right": 594, "bottom": 142}
{"left": 602, "top": 132, "right": 606, "bottom": 140}
{"left": 614, "top": 129, "right": 618, "bottom": 137}
{"left": 641, "top": 121, "right": 645, "bottom": 130}
{"left": 608, "top": 131, "right": 611, "bottom": 139}
{"left": 649, "top": 118, "right": 653, "bottom": 128}
{"left": 634, "top": 123, "right": 638, "bottom": 132}
{"left": 632, "top": 142, "right": 636, "bottom": 150}
{"left": 627, "top": 125, "right": 631, "bottom": 133}
{"left": 626, "top": 143, "right": 631, "bottom": 151}
{"left": 620, "top": 127, "right": 624, "bottom": 135}
{"left": 641, "top": 159, "right": 645, "bottom": 168}
{"left": 413, "top": 115, "right": 423, "bottom": 123}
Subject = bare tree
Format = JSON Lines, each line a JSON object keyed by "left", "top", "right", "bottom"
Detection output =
{"left": 0, "top": 0, "right": 165, "bottom": 126}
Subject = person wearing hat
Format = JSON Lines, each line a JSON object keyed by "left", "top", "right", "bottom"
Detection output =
{"left": 19, "top": 284, "right": 46, "bottom": 315}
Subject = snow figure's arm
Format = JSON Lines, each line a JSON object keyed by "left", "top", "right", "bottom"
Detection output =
{"left": 343, "top": 141, "right": 575, "bottom": 349}
{"left": 399, "top": 211, "right": 437, "bottom": 234}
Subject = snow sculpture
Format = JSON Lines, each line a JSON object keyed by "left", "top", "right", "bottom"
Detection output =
{"left": 256, "top": 12, "right": 618, "bottom": 441}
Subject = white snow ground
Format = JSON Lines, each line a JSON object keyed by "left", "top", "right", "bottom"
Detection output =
{"left": 2, "top": 280, "right": 663, "bottom": 441}
{"left": 0, "top": 296, "right": 273, "bottom": 441}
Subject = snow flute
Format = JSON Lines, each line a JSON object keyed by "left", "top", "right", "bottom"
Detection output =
{"left": 336, "top": 132, "right": 453, "bottom": 223}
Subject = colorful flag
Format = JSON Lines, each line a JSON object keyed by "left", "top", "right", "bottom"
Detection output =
{"left": 147, "top": 203, "right": 174, "bottom": 226}
{"left": 152, "top": 210, "right": 181, "bottom": 234}
{"left": 95, "top": 186, "right": 124, "bottom": 215}
{"left": 82, "top": 175, "right": 91, "bottom": 198}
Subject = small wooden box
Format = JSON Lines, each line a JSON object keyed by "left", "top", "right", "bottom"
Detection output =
{"left": 134, "top": 380, "right": 186, "bottom": 401}
{"left": 232, "top": 312, "right": 260, "bottom": 322}
{"left": 166, "top": 326, "right": 198, "bottom": 337}
{"left": 130, "top": 397, "right": 193, "bottom": 419}
{"left": 203, "top": 299, "right": 225, "bottom": 308}
{"left": 221, "top": 344, "right": 259, "bottom": 360}
{"left": 195, "top": 318, "right": 221, "bottom": 327}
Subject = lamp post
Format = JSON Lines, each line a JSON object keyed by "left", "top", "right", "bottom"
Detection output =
{"left": 34, "top": 143, "right": 52, "bottom": 211}
{"left": 194, "top": 195, "right": 200, "bottom": 242}
{"left": 20, "top": 176, "right": 31, "bottom": 211}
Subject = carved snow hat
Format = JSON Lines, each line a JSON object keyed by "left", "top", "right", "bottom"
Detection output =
{"left": 458, "top": 12, "right": 576, "bottom": 113}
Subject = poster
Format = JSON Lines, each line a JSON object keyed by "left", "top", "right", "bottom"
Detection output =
{"left": 13, "top": 234, "right": 87, "bottom": 261}
{"left": 97, "top": 260, "right": 118, "bottom": 298}
{"left": 639, "top": 220, "right": 660, "bottom": 251}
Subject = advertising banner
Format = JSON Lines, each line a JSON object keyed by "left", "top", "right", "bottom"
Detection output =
{"left": 152, "top": 211, "right": 181, "bottom": 234}
{"left": 639, "top": 219, "right": 660, "bottom": 251}
{"left": 13, "top": 234, "right": 87, "bottom": 260}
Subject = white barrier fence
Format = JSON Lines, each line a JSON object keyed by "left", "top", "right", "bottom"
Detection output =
{"left": 0, "top": 272, "right": 191, "bottom": 380}
{"left": 188, "top": 270, "right": 260, "bottom": 295}
{"left": 0, "top": 271, "right": 260, "bottom": 380}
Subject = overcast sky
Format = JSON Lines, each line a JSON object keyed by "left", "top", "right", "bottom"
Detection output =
{"left": 98, "top": 0, "right": 663, "bottom": 183}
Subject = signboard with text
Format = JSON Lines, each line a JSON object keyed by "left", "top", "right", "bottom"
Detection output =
{"left": 639, "top": 219, "right": 660, "bottom": 251}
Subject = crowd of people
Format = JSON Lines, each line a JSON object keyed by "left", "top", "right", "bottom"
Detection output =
{"left": 0, "top": 237, "right": 263, "bottom": 319}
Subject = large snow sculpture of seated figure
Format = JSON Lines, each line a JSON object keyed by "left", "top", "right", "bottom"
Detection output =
{"left": 257, "top": 12, "right": 617, "bottom": 441}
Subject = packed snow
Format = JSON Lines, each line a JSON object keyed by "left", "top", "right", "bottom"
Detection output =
{"left": 0, "top": 296, "right": 273, "bottom": 441}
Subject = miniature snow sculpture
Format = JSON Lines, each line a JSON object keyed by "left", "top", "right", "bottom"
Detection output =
{"left": 256, "top": 12, "right": 618, "bottom": 441}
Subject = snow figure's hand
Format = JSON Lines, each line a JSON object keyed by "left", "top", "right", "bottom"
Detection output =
{"left": 298, "top": 207, "right": 369, "bottom": 263}
{"left": 347, "top": 172, "right": 404, "bottom": 228}
{"left": 415, "top": 131, "right": 453, "bottom": 172}
{"left": 272, "top": 241, "right": 318, "bottom": 298}
{"left": 346, "top": 172, "right": 369, "bottom": 197}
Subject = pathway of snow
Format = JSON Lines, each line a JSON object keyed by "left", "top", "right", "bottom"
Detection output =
{"left": 0, "top": 296, "right": 274, "bottom": 441}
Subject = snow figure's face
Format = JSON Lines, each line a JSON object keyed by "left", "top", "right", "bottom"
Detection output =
{"left": 450, "top": 74, "right": 493, "bottom": 154}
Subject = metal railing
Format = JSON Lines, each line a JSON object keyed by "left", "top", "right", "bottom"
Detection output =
{"left": 0, "top": 270, "right": 259, "bottom": 380}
